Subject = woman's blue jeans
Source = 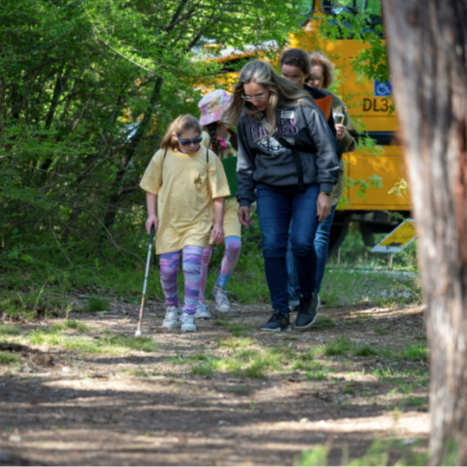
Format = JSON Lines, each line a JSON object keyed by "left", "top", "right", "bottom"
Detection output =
{"left": 287, "top": 203, "right": 338, "bottom": 300}
{"left": 256, "top": 183, "right": 320, "bottom": 314}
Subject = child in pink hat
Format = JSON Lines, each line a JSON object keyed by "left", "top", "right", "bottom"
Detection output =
{"left": 196, "top": 90, "right": 242, "bottom": 318}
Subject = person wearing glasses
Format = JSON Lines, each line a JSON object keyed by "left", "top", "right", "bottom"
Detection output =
{"left": 140, "top": 114, "right": 230, "bottom": 332}
{"left": 224, "top": 60, "right": 339, "bottom": 332}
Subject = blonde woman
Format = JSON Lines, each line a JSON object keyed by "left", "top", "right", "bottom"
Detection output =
{"left": 224, "top": 60, "right": 339, "bottom": 332}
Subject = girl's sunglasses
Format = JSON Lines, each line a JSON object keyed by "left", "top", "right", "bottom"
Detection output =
{"left": 177, "top": 136, "right": 203, "bottom": 146}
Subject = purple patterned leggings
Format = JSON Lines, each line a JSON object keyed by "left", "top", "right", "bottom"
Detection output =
{"left": 159, "top": 246, "right": 203, "bottom": 315}
{"left": 198, "top": 236, "right": 242, "bottom": 303}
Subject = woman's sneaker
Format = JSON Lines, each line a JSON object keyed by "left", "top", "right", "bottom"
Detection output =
{"left": 162, "top": 306, "right": 181, "bottom": 329}
{"left": 194, "top": 302, "right": 212, "bottom": 319}
{"left": 261, "top": 311, "right": 291, "bottom": 332}
{"left": 212, "top": 285, "right": 230, "bottom": 312}
{"left": 181, "top": 313, "right": 197, "bottom": 332}
{"left": 295, "top": 293, "right": 318, "bottom": 329}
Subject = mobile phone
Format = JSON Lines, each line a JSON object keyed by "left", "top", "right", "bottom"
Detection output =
{"left": 333, "top": 112, "right": 345, "bottom": 125}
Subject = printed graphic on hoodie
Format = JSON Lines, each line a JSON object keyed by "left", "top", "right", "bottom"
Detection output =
{"left": 249, "top": 118, "right": 298, "bottom": 156}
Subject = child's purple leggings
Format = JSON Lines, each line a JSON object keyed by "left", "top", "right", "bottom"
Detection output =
{"left": 159, "top": 246, "right": 203, "bottom": 315}
{"left": 198, "top": 236, "right": 241, "bottom": 303}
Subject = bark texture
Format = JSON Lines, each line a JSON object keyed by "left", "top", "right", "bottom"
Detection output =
{"left": 382, "top": 0, "right": 467, "bottom": 464}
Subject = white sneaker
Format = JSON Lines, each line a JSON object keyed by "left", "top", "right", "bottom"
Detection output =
{"left": 181, "top": 313, "right": 197, "bottom": 332}
{"left": 212, "top": 285, "right": 230, "bottom": 312}
{"left": 162, "top": 306, "right": 180, "bottom": 329}
{"left": 194, "top": 302, "right": 211, "bottom": 319}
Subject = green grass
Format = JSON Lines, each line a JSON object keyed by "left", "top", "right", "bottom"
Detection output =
{"left": 0, "top": 324, "right": 20, "bottom": 336}
{"left": 399, "top": 343, "right": 427, "bottom": 360}
{"left": 190, "top": 344, "right": 299, "bottom": 379}
{"left": 217, "top": 336, "right": 256, "bottom": 348}
{"left": 213, "top": 319, "right": 251, "bottom": 337}
{"left": 296, "top": 439, "right": 432, "bottom": 467}
{"left": 305, "top": 370, "right": 327, "bottom": 381}
{"left": 374, "top": 325, "right": 388, "bottom": 335}
{"left": 315, "top": 316, "right": 336, "bottom": 328}
{"left": 24, "top": 327, "right": 157, "bottom": 356}
{"left": 0, "top": 290, "right": 70, "bottom": 319}
{"left": 0, "top": 351, "right": 21, "bottom": 365}
{"left": 353, "top": 345, "right": 378, "bottom": 357}
{"left": 85, "top": 296, "right": 110, "bottom": 313}
{"left": 229, "top": 385, "right": 248, "bottom": 393}
{"left": 324, "top": 337, "right": 352, "bottom": 356}
{"left": 52, "top": 320, "right": 91, "bottom": 332}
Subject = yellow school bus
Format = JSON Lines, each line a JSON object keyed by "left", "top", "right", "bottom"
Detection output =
{"left": 206, "top": 0, "right": 409, "bottom": 253}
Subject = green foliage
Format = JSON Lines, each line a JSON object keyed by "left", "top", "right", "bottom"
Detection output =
{"left": 0, "top": 289, "right": 70, "bottom": 320}
{"left": 52, "top": 320, "right": 91, "bottom": 332}
{"left": 0, "top": 352, "right": 21, "bottom": 365}
{"left": 324, "top": 337, "right": 352, "bottom": 356}
{"left": 296, "top": 438, "right": 434, "bottom": 467}
{"left": 0, "top": 324, "right": 20, "bottom": 336}
{"left": 0, "top": 0, "right": 302, "bottom": 291}
{"left": 86, "top": 296, "right": 110, "bottom": 313}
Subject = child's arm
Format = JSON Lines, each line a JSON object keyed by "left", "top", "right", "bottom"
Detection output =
{"left": 211, "top": 197, "right": 225, "bottom": 244}
{"left": 145, "top": 192, "right": 158, "bottom": 234}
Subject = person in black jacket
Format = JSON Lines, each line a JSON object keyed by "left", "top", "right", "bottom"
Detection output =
{"left": 224, "top": 60, "right": 339, "bottom": 332}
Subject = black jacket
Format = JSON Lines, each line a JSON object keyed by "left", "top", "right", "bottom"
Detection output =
{"left": 236, "top": 98, "right": 340, "bottom": 207}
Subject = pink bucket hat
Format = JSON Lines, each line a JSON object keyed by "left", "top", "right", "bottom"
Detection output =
{"left": 198, "top": 89, "right": 232, "bottom": 126}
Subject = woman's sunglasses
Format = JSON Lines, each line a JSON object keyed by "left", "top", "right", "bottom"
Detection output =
{"left": 177, "top": 136, "right": 203, "bottom": 146}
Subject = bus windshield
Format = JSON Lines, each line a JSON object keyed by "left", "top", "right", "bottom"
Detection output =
{"left": 324, "top": 0, "right": 381, "bottom": 17}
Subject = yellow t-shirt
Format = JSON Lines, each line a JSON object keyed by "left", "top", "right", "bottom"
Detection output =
{"left": 139, "top": 146, "right": 231, "bottom": 255}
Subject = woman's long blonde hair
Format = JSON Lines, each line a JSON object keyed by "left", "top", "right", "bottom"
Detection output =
{"left": 161, "top": 114, "right": 202, "bottom": 150}
{"left": 224, "top": 60, "right": 314, "bottom": 132}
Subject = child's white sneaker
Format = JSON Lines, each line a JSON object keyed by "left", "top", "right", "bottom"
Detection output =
{"left": 212, "top": 284, "right": 230, "bottom": 312}
{"left": 194, "top": 302, "right": 211, "bottom": 319}
{"left": 162, "top": 306, "right": 180, "bottom": 329}
{"left": 181, "top": 313, "right": 197, "bottom": 332}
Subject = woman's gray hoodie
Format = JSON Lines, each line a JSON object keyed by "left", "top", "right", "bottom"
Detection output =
{"left": 236, "top": 98, "right": 339, "bottom": 207}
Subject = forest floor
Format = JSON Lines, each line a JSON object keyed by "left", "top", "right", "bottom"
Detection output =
{"left": 0, "top": 295, "right": 429, "bottom": 466}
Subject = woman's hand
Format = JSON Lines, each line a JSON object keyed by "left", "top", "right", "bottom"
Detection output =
{"left": 317, "top": 193, "right": 333, "bottom": 223}
{"left": 212, "top": 223, "right": 225, "bottom": 244}
{"left": 238, "top": 206, "right": 254, "bottom": 227}
{"left": 335, "top": 124, "right": 346, "bottom": 140}
{"left": 146, "top": 214, "right": 158, "bottom": 234}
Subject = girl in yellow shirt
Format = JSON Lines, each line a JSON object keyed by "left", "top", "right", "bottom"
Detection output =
{"left": 196, "top": 90, "right": 242, "bottom": 317}
{"left": 140, "top": 115, "right": 230, "bottom": 332}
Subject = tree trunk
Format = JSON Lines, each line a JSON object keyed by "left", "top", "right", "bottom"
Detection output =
{"left": 102, "top": 77, "right": 163, "bottom": 230}
{"left": 382, "top": 1, "right": 467, "bottom": 464}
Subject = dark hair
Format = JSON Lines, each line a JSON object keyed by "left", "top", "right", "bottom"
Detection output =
{"left": 206, "top": 122, "right": 219, "bottom": 154}
{"left": 205, "top": 123, "right": 238, "bottom": 156}
{"left": 280, "top": 48, "right": 311, "bottom": 76}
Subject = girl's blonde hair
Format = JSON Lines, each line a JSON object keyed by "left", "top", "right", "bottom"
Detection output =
{"left": 309, "top": 51, "right": 335, "bottom": 89}
{"left": 161, "top": 114, "right": 202, "bottom": 150}
{"left": 223, "top": 60, "right": 314, "bottom": 131}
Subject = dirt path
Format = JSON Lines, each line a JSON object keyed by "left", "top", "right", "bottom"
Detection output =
{"left": 0, "top": 299, "right": 429, "bottom": 466}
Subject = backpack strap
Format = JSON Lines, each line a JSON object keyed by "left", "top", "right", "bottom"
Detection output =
{"left": 160, "top": 148, "right": 168, "bottom": 186}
